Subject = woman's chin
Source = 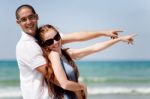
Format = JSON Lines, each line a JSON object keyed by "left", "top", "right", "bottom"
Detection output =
{"left": 51, "top": 48, "right": 59, "bottom": 52}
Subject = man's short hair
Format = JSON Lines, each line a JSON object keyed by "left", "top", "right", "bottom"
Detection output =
{"left": 16, "top": 4, "right": 36, "bottom": 19}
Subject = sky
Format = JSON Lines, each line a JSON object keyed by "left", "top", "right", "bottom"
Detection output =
{"left": 0, "top": 0, "right": 150, "bottom": 61}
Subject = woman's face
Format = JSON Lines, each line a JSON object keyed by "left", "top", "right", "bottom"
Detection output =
{"left": 43, "top": 29, "right": 61, "bottom": 51}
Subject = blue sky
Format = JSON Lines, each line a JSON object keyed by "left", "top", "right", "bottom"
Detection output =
{"left": 0, "top": 0, "right": 150, "bottom": 60}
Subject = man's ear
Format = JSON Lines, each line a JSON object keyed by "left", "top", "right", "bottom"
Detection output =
{"left": 16, "top": 20, "right": 20, "bottom": 24}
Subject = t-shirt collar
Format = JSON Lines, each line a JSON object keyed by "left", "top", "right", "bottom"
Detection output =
{"left": 21, "top": 31, "right": 37, "bottom": 41}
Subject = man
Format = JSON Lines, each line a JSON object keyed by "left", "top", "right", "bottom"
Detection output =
{"left": 16, "top": 4, "right": 121, "bottom": 99}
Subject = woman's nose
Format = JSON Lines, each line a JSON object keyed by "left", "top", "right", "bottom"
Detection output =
{"left": 53, "top": 40, "right": 58, "bottom": 44}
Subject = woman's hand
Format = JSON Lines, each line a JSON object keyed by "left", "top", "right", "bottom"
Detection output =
{"left": 119, "top": 34, "right": 137, "bottom": 44}
{"left": 104, "top": 30, "right": 123, "bottom": 39}
{"left": 75, "top": 82, "right": 87, "bottom": 99}
{"left": 81, "top": 82, "right": 87, "bottom": 99}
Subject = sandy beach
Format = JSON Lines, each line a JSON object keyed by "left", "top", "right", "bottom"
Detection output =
{"left": 88, "top": 94, "right": 150, "bottom": 99}
{"left": 1, "top": 94, "right": 150, "bottom": 99}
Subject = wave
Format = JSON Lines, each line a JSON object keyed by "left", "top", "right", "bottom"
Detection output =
{"left": 0, "top": 87, "right": 21, "bottom": 98}
{"left": 0, "top": 79, "right": 19, "bottom": 85}
{"left": 79, "top": 77, "right": 150, "bottom": 95}
{"left": 88, "top": 86, "right": 150, "bottom": 95}
{"left": 79, "top": 77, "right": 150, "bottom": 84}
{"left": 1, "top": 86, "right": 150, "bottom": 98}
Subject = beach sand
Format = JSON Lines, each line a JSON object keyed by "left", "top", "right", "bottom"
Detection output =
{"left": 1, "top": 94, "right": 150, "bottom": 99}
{"left": 88, "top": 94, "right": 150, "bottom": 99}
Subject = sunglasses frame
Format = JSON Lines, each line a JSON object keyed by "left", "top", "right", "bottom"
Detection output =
{"left": 41, "top": 33, "right": 61, "bottom": 47}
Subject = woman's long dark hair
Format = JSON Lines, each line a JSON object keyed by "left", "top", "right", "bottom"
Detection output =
{"left": 36, "top": 24, "right": 80, "bottom": 98}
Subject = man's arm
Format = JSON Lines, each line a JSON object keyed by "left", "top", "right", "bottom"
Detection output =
{"left": 36, "top": 64, "right": 48, "bottom": 76}
{"left": 61, "top": 29, "right": 122, "bottom": 44}
{"left": 36, "top": 63, "right": 61, "bottom": 86}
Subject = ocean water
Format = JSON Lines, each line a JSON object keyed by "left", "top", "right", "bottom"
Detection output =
{"left": 0, "top": 60, "right": 150, "bottom": 98}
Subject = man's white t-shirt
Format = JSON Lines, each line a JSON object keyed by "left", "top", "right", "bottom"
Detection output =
{"left": 16, "top": 31, "right": 50, "bottom": 99}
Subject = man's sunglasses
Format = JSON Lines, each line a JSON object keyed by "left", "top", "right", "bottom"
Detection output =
{"left": 41, "top": 33, "right": 61, "bottom": 47}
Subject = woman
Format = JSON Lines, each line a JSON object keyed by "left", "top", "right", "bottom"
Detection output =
{"left": 36, "top": 24, "right": 135, "bottom": 99}
{"left": 37, "top": 25, "right": 86, "bottom": 99}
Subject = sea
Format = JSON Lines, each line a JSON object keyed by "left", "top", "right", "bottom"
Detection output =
{"left": 0, "top": 60, "right": 150, "bottom": 99}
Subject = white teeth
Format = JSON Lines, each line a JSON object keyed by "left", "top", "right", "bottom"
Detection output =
{"left": 28, "top": 26, "right": 33, "bottom": 28}
{"left": 26, "top": 25, "right": 33, "bottom": 28}
{"left": 27, "top": 26, "right": 33, "bottom": 29}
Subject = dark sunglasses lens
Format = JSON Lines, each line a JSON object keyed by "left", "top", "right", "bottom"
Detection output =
{"left": 42, "top": 39, "right": 53, "bottom": 47}
{"left": 46, "top": 39, "right": 54, "bottom": 46}
{"left": 42, "top": 33, "right": 61, "bottom": 47}
{"left": 54, "top": 33, "right": 61, "bottom": 41}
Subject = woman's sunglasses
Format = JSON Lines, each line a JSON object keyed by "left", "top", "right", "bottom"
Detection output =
{"left": 41, "top": 33, "right": 61, "bottom": 47}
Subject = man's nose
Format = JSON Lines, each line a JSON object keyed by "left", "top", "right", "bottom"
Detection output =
{"left": 26, "top": 18, "right": 32, "bottom": 24}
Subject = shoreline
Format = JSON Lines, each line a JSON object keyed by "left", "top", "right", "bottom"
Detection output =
{"left": 88, "top": 94, "right": 150, "bottom": 99}
{"left": 1, "top": 94, "right": 150, "bottom": 99}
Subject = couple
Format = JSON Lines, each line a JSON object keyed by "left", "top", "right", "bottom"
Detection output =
{"left": 16, "top": 4, "right": 135, "bottom": 99}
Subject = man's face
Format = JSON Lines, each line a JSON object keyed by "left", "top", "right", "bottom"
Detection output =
{"left": 16, "top": 7, "right": 38, "bottom": 36}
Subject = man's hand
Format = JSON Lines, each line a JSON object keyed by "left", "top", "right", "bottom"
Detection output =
{"left": 104, "top": 29, "right": 123, "bottom": 39}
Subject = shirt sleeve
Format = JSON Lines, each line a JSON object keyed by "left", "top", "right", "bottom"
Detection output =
{"left": 20, "top": 42, "right": 46, "bottom": 70}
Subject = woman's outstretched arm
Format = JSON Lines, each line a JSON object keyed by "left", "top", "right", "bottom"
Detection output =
{"left": 61, "top": 29, "right": 122, "bottom": 44}
{"left": 67, "top": 34, "right": 136, "bottom": 59}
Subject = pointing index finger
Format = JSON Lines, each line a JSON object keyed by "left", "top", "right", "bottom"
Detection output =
{"left": 131, "top": 34, "right": 138, "bottom": 37}
{"left": 114, "top": 29, "right": 123, "bottom": 33}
